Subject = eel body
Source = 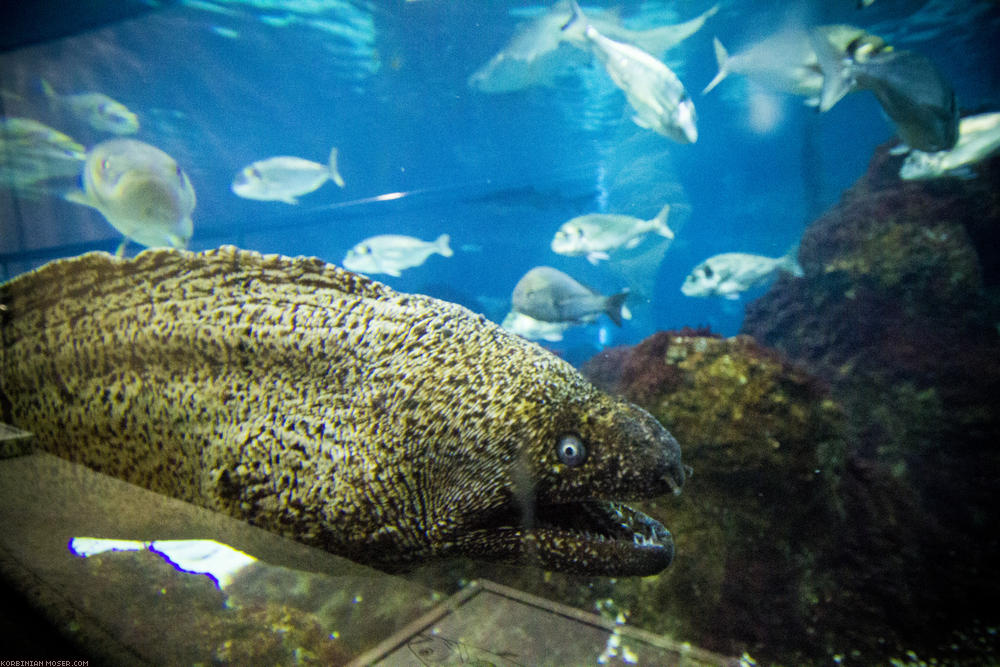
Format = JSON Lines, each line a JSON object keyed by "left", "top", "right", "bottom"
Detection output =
{"left": 0, "top": 246, "right": 685, "bottom": 575}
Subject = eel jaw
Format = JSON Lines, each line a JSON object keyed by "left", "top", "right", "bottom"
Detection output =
{"left": 454, "top": 500, "right": 675, "bottom": 577}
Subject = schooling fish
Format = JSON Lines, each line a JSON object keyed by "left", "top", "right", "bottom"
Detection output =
{"left": 561, "top": 2, "right": 697, "bottom": 143}
{"left": 551, "top": 203, "right": 673, "bottom": 265}
{"left": 342, "top": 233, "right": 452, "bottom": 277}
{"left": 468, "top": 0, "right": 590, "bottom": 93}
{"left": 0, "top": 247, "right": 685, "bottom": 576}
{"left": 512, "top": 265, "right": 630, "bottom": 326}
{"left": 40, "top": 79, "right": 139, "bottom": 135}
{"left": 681, "top": 249, "right": 803, "bottom": 299}
{"left": 64, "top": 138, "right": 196, "bottom": 255}
{"left": 0, "top": 117, "right": 86, "bottom": 191}
{"left": 620, "top": 5, "right": 719, "bottom": 57}
{"left": 900, "top": 111, "right": 1000, "bottom": 180}
{"left": 811, "top": 29, "right": 958, "bottom": 151}
{"left": 702, "top": 24, "right": 885, "bottom": 106}
{"left": 232, "top": 146, "right": 345, "bottom": 204}
{"left": 468, "top": 1, "right": 716, "bottom": 94}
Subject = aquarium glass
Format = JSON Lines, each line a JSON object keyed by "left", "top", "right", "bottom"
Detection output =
{"left": 2, "top": 0, "right": 999, "bottom": 664}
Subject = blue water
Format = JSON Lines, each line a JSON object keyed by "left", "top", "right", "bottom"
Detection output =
{"left": 1, "top": 0, "right": 999, "bottom": 361}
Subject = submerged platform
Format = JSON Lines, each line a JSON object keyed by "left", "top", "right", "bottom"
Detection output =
{"left": 0, "top": 446, "right": 735, "bottom": 665}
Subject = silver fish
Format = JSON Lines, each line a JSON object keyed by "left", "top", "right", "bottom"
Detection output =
{"left": 681, "top": 251, "right": 802, "bottom": 299}
{"left": 64, "top": 138, "right": 195, "bottom": 255}
{"left": 342, "top": 233, "right": 452, "bottom": 277}
{"left": 468, "top": 1, "right": 589, "bottom": 93}
{"left": 702, "top": 24, "right": 884, "bottom": 106}
{"left": 40, "top": 79, "right": 139, "bottom": 135}
{"left": 551, "top": 203, "right": 673, "bottom": 265}
{"left": 562, "top": 2, "right": 697, "bottom": 143}
{"left": 900, "top": 111, "right": 1000, "bottom": 180}
{"left": 620, "top": 5, "right": 719, "bottom": 57}
{"left": 469, "top": 1, "right": 717, "bottom": 93}
{"left": 232, "top": 146, "right": 344, "bottom": 204}
{"left": 512, "top": 266, "right": 630, "bottom": 326}
{"left": 0, "top": 117, "right": 86, "bottom": 191}
{"left": 811, "top": 29, "right": 958, "bottom": 151}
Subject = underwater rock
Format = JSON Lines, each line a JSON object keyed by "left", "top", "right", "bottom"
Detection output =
{"left": 742, "top": 144, "right": 1000, "bottom": 662}
{"left": 584, "top": 332, "right": 847, "bottom": 661}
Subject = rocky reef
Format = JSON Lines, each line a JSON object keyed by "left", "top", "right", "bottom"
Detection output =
{"left": 573, "top": 142, "right": 1000, "bottom": 661}
{"left": 739, "top": 146, "right": 1000, "bottom": 663}
{"left": 578, "top": 147, "right": 1000, "bottom": 664}
{"left": 582, "top": 332, "right": 849, "bottom": 662}
{"left": 410, "top": 147, "right": 1000, "bottom": 665}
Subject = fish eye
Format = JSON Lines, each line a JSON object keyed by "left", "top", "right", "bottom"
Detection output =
{"left": 702, "top": 265, "right": 714, "bottom": 278}
{"left": 556, "top": 434, "right": 587, "bottom": 467}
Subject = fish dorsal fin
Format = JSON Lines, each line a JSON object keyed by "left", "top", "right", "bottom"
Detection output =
{"left": 604, "top": 289, "right": 629, "bottom": 326}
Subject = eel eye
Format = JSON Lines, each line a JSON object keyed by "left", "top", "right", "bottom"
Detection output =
{"left": 557, "top": 434, "right": 587, "bottom": 467}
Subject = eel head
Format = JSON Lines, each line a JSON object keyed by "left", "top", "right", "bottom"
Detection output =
{"left": 418, "top": 360, "right": 686, "bottom": 577}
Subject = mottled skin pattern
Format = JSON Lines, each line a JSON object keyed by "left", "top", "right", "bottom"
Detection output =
{"left": 0, "top": 246, "right": 685, "bottom": 575}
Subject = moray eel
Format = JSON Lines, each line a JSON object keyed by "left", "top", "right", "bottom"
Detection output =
{"left": 0, "top": 246, "right": 685, "bottom": 575}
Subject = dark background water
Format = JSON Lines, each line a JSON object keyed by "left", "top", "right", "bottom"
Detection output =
{"left": 1, "top": 0, "right": 998, "bottom": 360}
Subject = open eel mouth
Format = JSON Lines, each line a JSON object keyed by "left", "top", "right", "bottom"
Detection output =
{"left": 525, "top": 499, "right": 674, "bottom": 576}
{"left": 459, "top": 499, "right": 675, "bottom": 577}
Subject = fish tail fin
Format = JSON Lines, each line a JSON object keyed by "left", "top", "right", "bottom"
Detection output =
{"left": 605, "top": 289, "right": 630, "bottom": 327}
{"left": 651, "top": 204, "right": 674, "bottom": 239}
{"left": 809, "top": 29, "right": 854, "bottom": 112}
{"left": 328, "top": 146, "right": 345, "bottom": 187}
{"left": 434, "top": 233, "right": 453, "bottom": 257}
{"left": 701, "top": 37, "right": 729, "bottom": 95}
{"left": 779, "top": 246, "right": 804, "bottom": 277}
{"left": 560, "top": 0, "right": 588, "bottom": 44}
